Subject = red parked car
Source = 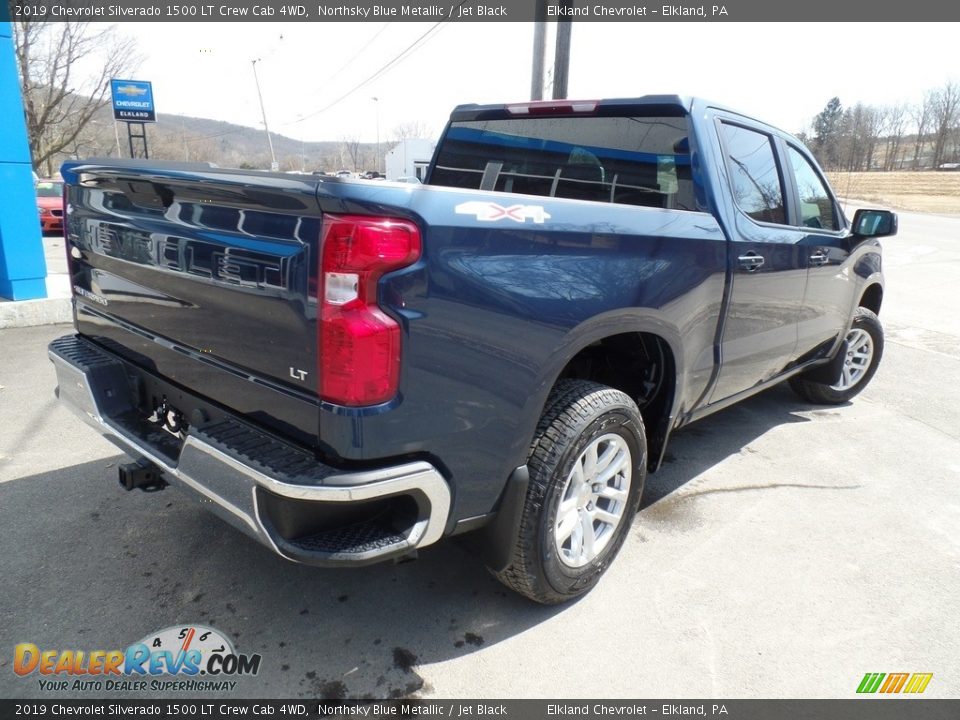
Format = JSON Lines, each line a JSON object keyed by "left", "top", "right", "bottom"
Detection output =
{"left": 36, "top": 179, "right": 64, "bottom": 233}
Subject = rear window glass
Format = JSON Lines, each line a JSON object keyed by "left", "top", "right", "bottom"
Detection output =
{"left": 430, "top": 114, "right": 696, "bottom": 211}
{"left": 720, "top": 123, "right": 786, "bottom": 225}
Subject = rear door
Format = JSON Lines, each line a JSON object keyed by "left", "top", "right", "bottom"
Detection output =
{"left": 708, "top": 120, "right": 807, "bottom": 402}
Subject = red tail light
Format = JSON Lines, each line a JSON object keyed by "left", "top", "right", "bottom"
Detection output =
{"left": 318, "top": 214, "right": 421, "bottom": 406}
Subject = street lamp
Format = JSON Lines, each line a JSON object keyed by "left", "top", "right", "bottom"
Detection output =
{"left": 371, "top": 96, "right": 380, "bottom": 175}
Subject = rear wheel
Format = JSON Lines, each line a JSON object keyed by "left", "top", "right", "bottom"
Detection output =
{"left": 789, "top": 307, "right": 884, "bottom": 404}
{"left": 492, "top": 380, "right": 647, "bottom": 604}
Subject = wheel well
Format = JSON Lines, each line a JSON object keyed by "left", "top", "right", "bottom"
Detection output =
{"left": 555, "top": 332, "right": 675, "bottom": 468}
{"left": 860, "top": 284, "right": 883, "bottom": 315}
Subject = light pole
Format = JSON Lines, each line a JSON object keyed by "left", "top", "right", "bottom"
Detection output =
{"left": 252, "top": 58, "right": 278, "bottom": 171}
{"left": 371, "top": 96, "right": 380, "bottom": 175}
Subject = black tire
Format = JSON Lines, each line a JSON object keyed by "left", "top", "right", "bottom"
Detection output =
{"left": 492, "top": 379, "right": 647, "bottom": 604}
{"left": 789, "top": 307, "right": 884, "bottom": 405}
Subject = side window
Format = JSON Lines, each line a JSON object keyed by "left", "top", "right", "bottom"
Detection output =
{"left": 720, "top": 123, "right": 786, "bottom": 225}
{"left": 787, "top": 146, "right": 838, "bottom": 231}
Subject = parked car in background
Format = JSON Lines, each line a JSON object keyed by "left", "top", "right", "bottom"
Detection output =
{"left": 35, "top": 179, "right": 64, "bottom": 233}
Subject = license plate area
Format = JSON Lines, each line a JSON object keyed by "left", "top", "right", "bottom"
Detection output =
{"left": 109, "top": 407, "right": 186, "bottom": 467}
{"left": 150, "top": 397, "right": 189, "bottom": 440}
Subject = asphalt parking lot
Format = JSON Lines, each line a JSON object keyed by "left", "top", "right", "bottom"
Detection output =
{"left": 1, "top": 208, "right": 958, "bottom": 700}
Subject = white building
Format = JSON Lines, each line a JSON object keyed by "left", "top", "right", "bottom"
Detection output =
{"left": 385, "top": 139, "right": 435, "bottom": 182}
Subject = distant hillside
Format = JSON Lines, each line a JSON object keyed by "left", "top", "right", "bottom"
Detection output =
{"left": 50, "top": 105, "right": 384, "bottom": 174}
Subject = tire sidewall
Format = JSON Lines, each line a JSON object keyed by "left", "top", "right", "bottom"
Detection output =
{"left": 536, "top": 404, "right": 646, "bottom": 598}
{"left": 821, "top": 310, "right": 884, "bottom": 402}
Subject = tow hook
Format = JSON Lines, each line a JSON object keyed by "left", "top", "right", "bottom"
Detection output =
{"left": 118, "top": 459, "right": 168, "bottom": 492}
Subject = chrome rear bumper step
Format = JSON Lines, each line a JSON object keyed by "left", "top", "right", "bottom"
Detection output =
{"left": 48, "top": 335, "right": 451, "bottom": 567}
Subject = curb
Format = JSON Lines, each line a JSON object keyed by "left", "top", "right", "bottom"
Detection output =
{"left": 0, "top": 297, "right": 72, "bottom": 329}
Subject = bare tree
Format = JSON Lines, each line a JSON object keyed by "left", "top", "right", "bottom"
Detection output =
{"left": 339, "top": 135, "right": 362, "bottom": 172}
{"left": 13, "top": 20, "right": 140, "bottom": 175}
{"left": 909, "top": 91, "right": 936, "bottom": 169}
{"left": 861, "top": 106, "right": 883, "bottom": 171}
{"left": 392, "top": 121, "right": 433, "bottom": 142}
{"left": 930, "top": 81, "right": 960, "bottom": 169}
{"left": 881, "top": 104, "right": 908, "bottom": 170}
{"left": 950, "top": 123, "right": 960, "bottom": 164}
{"left": 360, "top": 145, "right": 378, "bottom": 173}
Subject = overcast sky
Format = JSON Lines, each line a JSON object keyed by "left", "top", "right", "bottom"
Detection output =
{"left": 108, "top": 22, "right": 957, "bottom": 143}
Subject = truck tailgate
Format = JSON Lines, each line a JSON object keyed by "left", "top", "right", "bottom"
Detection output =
{"left": 62, "top": 162, "right": 323, "bottom": 448}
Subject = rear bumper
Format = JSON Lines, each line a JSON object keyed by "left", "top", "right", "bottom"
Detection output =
{"left": 48, "top": 334, "right": 451, "bottom": 566}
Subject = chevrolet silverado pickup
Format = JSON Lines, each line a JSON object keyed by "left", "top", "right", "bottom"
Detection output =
{"left": 50, "top": 96, "right": 895, "bottom": 603}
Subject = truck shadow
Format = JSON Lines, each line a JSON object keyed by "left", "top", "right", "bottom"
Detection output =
{"left": 0, "top": 382, "right": 840, "bottom": 701}
{"left": 641, "top": 382, "right": 847, "bottom": 508}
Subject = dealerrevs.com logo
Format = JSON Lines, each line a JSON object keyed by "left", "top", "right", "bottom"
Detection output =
{"left": 13, "top": 625, "right": 262, "bottom": 692}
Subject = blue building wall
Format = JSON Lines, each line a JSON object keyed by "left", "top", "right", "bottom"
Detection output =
{"left": 0, "top": 20, "right": 47, "bottom": 300}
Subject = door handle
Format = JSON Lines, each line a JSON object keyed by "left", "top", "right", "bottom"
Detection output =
{"left": 738, "top": 253, "right": 765, "bottom": 272}
{"left": 809, "top": 251, "right": 829, "bottom": 267}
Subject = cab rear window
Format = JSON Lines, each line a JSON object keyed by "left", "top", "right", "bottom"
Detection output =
{"left": 430, "top": 115, "right": 696, "bottom": 212}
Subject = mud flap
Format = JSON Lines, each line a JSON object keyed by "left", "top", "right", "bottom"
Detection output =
{"left": 801, "top": 338, "right": 848, "bottom": 385}
{"left": 479, "top": 465, "right": 530, "bottom": 573}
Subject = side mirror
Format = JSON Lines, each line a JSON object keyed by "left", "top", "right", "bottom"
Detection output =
{"left": 851, "top": 209, "right": 897, "bottom": 238}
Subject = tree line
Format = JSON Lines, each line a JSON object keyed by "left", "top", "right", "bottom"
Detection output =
{"left": 805, "top": 82, "right": 960, "bottom": 172}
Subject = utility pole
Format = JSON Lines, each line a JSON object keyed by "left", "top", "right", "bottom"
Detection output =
{"left": 251, "top": 59, "right": 278, "bottom": 171}
{"left": 372, "top": 96, "right": 380, "bottom": 174}
{"left": 552, "top": 3, "right": 573, "bottom": 100}
{"left": 530, "top": 0, "right": 547, "bottom": 101}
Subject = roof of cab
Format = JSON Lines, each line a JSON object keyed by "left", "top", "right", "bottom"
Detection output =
{"left": 450, "top": 95, "right": 694, "bottom": 121}
{"left": 448, "top": 95, "right": 804, "bottom": 148}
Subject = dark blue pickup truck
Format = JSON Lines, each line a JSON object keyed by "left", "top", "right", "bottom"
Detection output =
{"left": 51, "top": 96, "right": 895, "bottom": 603}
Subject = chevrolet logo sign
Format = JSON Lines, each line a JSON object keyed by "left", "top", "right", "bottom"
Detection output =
{"left": 115, "top": 84, "right": 148, "bottom": 97}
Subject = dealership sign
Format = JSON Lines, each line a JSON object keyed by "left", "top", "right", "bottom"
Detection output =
{"left": 110, "top": 79, "right": 156, "bottom": 123}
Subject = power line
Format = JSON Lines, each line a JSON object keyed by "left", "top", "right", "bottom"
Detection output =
{"left": 181, "top": 126, "right": 250, "bottom": 144}
{"left": 284, "top": 13, "right": 460, "bottom": 127}
{"left": 312, "top": 23, "right": 393, "bottom": 94}
{"left": 174, "top": 15, "right": 462, "bottom": 145}
{"left": 285, "top": 22, "right": 444, "bottom": 125}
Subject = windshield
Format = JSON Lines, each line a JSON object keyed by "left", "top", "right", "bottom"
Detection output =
{"left": 36, "top": 181, "right": 64, "bottom": 198}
